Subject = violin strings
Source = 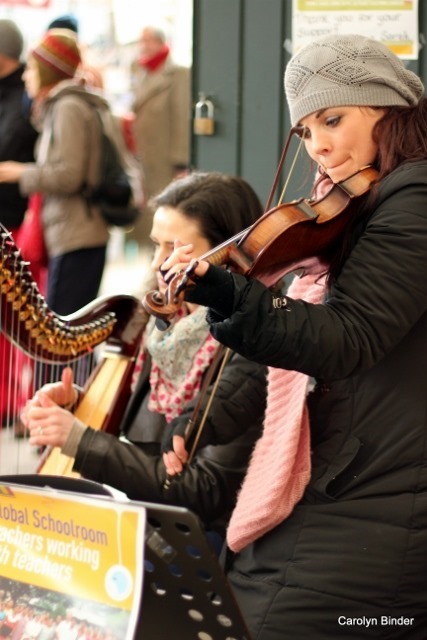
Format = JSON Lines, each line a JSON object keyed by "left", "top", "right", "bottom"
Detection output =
{"left": 179, "top": 127, "right": 307, "bottom": 269}
{"left": 199, "top": 228, "right": 248, "bottom": 262}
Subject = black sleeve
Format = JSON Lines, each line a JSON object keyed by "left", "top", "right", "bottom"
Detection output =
{"left": 184, "top": 264, "right": 236, "bottom": 318}
{"left": 73, "top": 356, "right": 267, "bottom": 528}
{"left": 199, "top": 178, "right": 427, "bottom": 381}
{"left": 73, "top": 425, "right": 261, "bottom": 530}
{"left": 161, "top": 351, "right": 267, "bottom": 450}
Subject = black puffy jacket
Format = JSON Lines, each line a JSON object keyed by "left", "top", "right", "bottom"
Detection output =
{"left": 184, "top": 161, "right": 427, "bottom": 638}
{"left": 73, "top": 350, "right": 266, "bottom": 537}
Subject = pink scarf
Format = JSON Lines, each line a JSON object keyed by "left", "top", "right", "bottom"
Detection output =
{"left": 226, "top": 272, "right": 326, "bottom": 552}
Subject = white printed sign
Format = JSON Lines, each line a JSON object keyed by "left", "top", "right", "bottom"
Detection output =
{"left": 292, "top": 0, "right": 419, "bottom": 59}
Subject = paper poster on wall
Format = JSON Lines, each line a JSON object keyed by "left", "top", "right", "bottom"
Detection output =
{"left": 0, "top": 483, "right": 145, "bottom": 639}
{"left": 292, "top": 0, "right": 419, "bottom": 59}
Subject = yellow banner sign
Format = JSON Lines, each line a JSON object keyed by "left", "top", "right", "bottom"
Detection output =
{"left": 0, "top": 483, "right": 145, "bottom": 639}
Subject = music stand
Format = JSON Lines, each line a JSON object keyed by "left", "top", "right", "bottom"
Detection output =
{"left": 0, "top": 476, "right": 252, "bottom": 639}
{"left": 135, "top": 500, "right": 252, "bottom": 640}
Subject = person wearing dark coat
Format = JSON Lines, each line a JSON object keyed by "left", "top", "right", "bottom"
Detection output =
{"left": 22, "top": 172, "right": 267, "bottom": 543}
{"left": 0, "top": 29, "right": 110, "bottom": 316}
{"left": 160, "top": 35, "right": 427, "bottom": 639}
{"left": 74, "top": 348, "right": 264, "bottom": 539}
{"left": 0, "top": 19, "right": 37, "bottom": 231}
{"left": 0, "top": 19, "right": 38, "bottom": 428}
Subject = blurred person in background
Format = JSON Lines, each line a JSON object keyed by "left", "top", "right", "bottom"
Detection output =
{"left": 0, "top": 28, "right": 112, "bottom": 398}
{"left": 0, "top": 19, "right": 37, "bottom": 234}
{"left": 128, "top": 24, "right": 191, "bottom": 283}
{"left": 0, "top": 28, "right": 110, "bottom": 318}
{"left": 0, "top": 18, "right": 38, "bottom": 429}
{"left": 46, "top": 14, "right": 104, "bottom": 90}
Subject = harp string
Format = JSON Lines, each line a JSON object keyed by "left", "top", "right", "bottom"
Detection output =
{"left": 0, "top": 225, "right": 147, "bottom": 474}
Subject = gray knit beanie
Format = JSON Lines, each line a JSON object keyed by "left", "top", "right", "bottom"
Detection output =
{"left": 0, "top": 19, "right": 24, "bottom": 61}
{"left": 284, "top": 34, "right": 424, "bottom": 126}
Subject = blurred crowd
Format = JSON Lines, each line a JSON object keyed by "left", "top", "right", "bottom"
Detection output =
{"left": 0, "top": 14, "right": 191, "bottom": 432}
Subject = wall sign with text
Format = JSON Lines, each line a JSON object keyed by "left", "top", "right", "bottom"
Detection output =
{"left": 292, "top": 0, "right": 419, "bottom": 59}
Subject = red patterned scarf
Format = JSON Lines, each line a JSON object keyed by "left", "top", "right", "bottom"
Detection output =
{"left": 131, "top": 306, "right": 219, "bottom": 423}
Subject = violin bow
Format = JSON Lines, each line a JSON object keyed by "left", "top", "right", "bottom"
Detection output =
{"left": 264, "top": 126, "right": 306, "bottom": 211}
{"left": 163, "top": 344, "right": 232, "bottom": 489}
{"left": 186, "top": 345, "right": 232, "bottom": 463}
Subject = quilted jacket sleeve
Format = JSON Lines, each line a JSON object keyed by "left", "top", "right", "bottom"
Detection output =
{"left": 72, "top": 353, "right": 267, "bottom": 529}
{"left": 186, "top": 163, "right": 427, "bottom": 381}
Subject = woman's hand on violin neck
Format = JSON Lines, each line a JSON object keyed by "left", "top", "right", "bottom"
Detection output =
{"left": 161, "top": 240, "right": 210, "bottom": 284}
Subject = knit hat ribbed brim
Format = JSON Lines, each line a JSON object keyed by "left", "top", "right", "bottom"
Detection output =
{"left": 284, "top": 34, "right": 425, "bottom": 126}
{"left": 32, "top": 28, "right": 81, "bottom": 88}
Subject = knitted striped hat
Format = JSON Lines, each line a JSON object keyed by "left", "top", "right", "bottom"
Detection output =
{"left": 285, "top": 34, "right": 424, "bottom": 126}
{"left": 32, "top": 28, "right": 81, "bottom": 88}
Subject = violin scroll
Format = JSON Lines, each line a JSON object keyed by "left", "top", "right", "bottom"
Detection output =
{"left": 143, "top": 259, "right": 200, "bottom": 330}
{"left": 143, "top": 283, "right": 183, "bottom": 331}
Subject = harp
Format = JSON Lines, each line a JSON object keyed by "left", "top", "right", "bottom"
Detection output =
{"left": 0, "top": 225, "right": 147, "bottom": 476}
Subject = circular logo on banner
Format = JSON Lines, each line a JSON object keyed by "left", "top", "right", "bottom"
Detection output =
{"left": 105, "top": 564, "right": 134, "bottom": 602}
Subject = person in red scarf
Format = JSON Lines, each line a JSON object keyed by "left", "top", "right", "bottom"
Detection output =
{"left": 127, "top": 26, "right": 190, "bottom": 281}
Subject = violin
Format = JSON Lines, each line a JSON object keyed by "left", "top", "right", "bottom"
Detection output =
{"left": 143, "top": 165, "right": 378, "bottom": 327}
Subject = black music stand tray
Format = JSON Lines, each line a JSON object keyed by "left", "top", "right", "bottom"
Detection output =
{"left": 135, "top": 501, "right": 252, "bottom": 640}
{"left": 0, "top": 475, "right": 252, "bottom": 640}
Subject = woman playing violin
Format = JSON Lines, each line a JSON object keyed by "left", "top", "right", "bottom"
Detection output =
{"left": 161, "top": 35, "right": 427, "bottom": 638}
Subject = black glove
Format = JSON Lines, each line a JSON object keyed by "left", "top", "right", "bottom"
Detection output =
{"left": 185, "top": 264, "right": 236, "bottom": 318}
{"left": 160, "top": 420, "right": 187, "bottom": 454}
{"left": 160, "top": 415, "right": 216, "bottom": 455}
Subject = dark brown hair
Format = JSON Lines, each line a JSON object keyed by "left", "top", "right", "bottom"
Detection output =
{"left": 373, "top": 98, "right": 427, "bottom": 179}
{"left": 326, "top": 98, "right": 427, "bottom": 283}
{"left": 151, "top": 171, "right": 263, "bottom": 248}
